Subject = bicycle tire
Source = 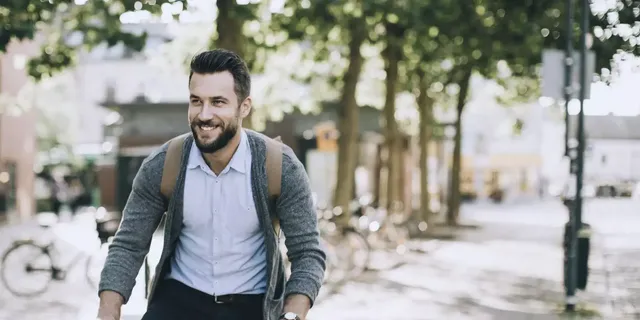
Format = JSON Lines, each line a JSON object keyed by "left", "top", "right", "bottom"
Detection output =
{"left": 1, "top": 242, "right": 54, "bottom": 297}
{"left": 320, "top": 237, "right": 340, "bottom": 284}
{"left": 342, "top": 228, "right": 370, "bottom": 278}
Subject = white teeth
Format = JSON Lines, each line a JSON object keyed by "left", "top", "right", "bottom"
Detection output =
{"left": 200, "top": 125, "right": 214, "bottom": 131}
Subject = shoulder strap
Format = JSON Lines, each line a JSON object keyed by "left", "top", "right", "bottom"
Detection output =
{"left": 160, "top": 134, "right": 189, "bottom": 201}
{"left": 264, "top": 135, "right": 283, "bottom": 236}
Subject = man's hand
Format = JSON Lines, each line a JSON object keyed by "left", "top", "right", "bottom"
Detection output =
{"left": 97, "top": 291, "right": 124, "bottom": 320}
{"left": 282, "top": 294, "right": 311, "bottom": 320}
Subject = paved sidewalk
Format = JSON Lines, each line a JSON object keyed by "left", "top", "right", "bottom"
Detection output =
{"left": 0, "top": 213, "right": 100, "bottom": 320}
{"left": 3, "top": 200, "right": 638, "bottom": 319}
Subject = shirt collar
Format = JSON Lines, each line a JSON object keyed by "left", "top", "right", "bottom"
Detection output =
{"left": 187, "top": 129, "right": 248, "bottom": 175}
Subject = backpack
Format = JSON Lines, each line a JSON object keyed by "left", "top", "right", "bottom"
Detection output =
{"left": 158, "top": 133, "right": 284, "bottom": 237}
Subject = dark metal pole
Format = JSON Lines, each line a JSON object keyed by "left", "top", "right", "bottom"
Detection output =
{"left": 563, "top": 0, "right": 574, "bottom": 157}
{"left": 566, "top": 0, "right": 589, "bottom": 312}
{"left": 576, "top": 0, "right": 589, "bottom": 253}
{"left": 563, "top": 0, "right": 577, "bottom": 312}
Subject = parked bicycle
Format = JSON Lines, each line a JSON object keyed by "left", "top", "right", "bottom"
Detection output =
{"left": 317, "top": 205, "right": 370, "bottom": 280}
{"left": 0, "top": 208, "right": 120, "bottom": 297}
{"left": 281, "top": 205, "right": 370, "bottom": 285}
{"left": 351, "top": 199, "right": 412, "bottom": 270}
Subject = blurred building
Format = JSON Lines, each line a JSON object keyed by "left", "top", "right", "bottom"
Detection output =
{"left": 542, "top": 114, "right": 640, "bottom": 197}
{"left": 101, "top": 92, "right": 421, "bottom": 214}
{"left": 68, "top": 23, "right": 177, "bottom": 209}
{"left": 443, "top": 76, "right": 544, "bottom": 203}
{"left": 570, "top": 115, "right": 640, "bottom": 183}
{"left": 0, "top": 40, "right": 38, "bottom": 223}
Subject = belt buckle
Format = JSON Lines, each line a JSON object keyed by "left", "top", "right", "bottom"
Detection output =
{"left": 214, "top": 295, "right": 231, "bottom": 304}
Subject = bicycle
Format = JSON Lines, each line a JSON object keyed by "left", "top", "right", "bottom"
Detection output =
{"left": 354, "top": 202, "right": 411, "bottom": 271}
{"left": 281, "top": 206, "right": 370, "bottom": 285}
{"left": 281, "top": 236, "right": 339, "bottom": 284}
{"left": 0, "top": 209, "right": 119, "bottom": 297}
{"left": 317, "top": 206, "right": 370, "bottom": 280}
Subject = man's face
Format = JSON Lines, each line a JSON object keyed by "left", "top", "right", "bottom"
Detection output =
{"left": 188, "top": 71, "right": 250, "bottom": 153}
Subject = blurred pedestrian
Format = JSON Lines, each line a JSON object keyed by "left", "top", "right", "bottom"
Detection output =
{"left": 97, "top": 49, "right": 325, "bottom": 320}
{"left": 68, "top": 175, "right": 88, "bottom": 214}
{"left": 43, "top": 170, "right": 65, "bottom": 216}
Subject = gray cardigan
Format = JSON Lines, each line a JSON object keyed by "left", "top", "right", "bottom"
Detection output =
{"left": 98, "top": 130, "right": 326, "bottom": 320}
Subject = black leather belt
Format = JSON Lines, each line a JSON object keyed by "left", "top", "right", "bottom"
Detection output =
{"left": 213, "top": 293, "right": 263, "bottom": 304}
{"left": 161, "top": 279, "right": 263, "bottom": 305}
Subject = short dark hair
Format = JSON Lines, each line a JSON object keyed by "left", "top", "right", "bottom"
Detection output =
{"left": 189, "top": 49, "right": 251, "bottom": 103}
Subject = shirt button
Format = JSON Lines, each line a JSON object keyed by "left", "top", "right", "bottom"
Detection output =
{"left": 214, "top": 237, "right": 218, "bottom": 241}
{"left": 215, "top": 179, "right": 219, "bottom": 183}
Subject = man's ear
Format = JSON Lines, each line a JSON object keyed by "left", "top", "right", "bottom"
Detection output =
{"left": 240, "top": 96, "right": 252, "bottom": 118}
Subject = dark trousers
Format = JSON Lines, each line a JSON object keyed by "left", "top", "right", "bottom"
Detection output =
{"left": 142, "top": 279, "right": 264, "bottom": 320}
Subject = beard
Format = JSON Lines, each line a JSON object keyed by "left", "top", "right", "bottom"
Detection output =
{"left": 190, "top": 116, "right": 239, "bottom": 154}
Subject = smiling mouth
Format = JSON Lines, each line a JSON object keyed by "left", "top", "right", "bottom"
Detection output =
{"left": 198, "top": 123, "right": 221, "bottom": 132}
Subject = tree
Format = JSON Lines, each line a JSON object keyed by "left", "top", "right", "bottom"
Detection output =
{"left": 436, "top": 0, "right": 563, "bottom": 224}
{"left": 0, "top": 1, "right": 172, "bottom": 78}
{"left": 438, "top": 0, "right": 640, "bottom": 225}
{"left": 368, "top": 0, "right": 450, "bottom": 214}
{"left": 272, "top": 0, "right": 369, "bottom": 221}
{"left": 3, "top": 0, "right": 288, "bottom": 131}
{"left": 210, "top": 0, "right": 267, "bottom": 130}
{"left": 396, "top": 0, "right": 461, "bottom": 223}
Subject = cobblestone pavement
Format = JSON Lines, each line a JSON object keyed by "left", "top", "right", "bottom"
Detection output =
{"left": 1, "top": 199, "right": 638, "bottom": 320}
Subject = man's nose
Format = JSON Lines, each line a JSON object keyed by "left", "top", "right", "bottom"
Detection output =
{"left": 198, "top": 104, "right": 216, "bottom": 120}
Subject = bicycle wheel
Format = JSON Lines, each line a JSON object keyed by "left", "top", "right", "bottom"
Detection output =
{"left": 320, "top": 237, "right": 343, "bottom": 284}
{"left": 85, "top": 243, "right": 109, "bottom": 289}
{"left": 1, "top": 242, "right": 54, "bottom": 297}
{"left": 323, "top": 230, "right": 356, "bottom": 283}
{"left": 342, "top": 229, "right": 370, "bottom": 278}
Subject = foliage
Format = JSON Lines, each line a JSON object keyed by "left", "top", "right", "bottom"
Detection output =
{"left": 270, "top": 1, "right": 358, "bottom": 91}
{"left": 21, "top": 74, "right": 80, "bottom": 149}
{"left": 1, "top": 0, "right": 180, "bottom": 79}
{"left": 0, "top": 72, "right": 78, "bottom": 154}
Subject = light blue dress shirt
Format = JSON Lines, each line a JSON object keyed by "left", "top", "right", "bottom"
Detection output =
{"left": 167, "top": 130, "right": 267, "bottom": 295}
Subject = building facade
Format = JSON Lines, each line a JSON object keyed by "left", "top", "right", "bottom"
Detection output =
{"left": 450, "top": 77, "right": 544, "bottom": 202}
{"left": 0, "top": 40, "right": 38, "bottom": 223}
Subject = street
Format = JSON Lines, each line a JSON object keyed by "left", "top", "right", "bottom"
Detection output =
{"left": 1, "top": 199, "right": 639, "bottom": 320}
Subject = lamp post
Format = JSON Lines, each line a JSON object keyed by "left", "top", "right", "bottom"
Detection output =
{"left": 565, "top": 0, "right": 590, "bottom": 312}
{"left": 563, "top": 0, "right": 574, "bottom": 157}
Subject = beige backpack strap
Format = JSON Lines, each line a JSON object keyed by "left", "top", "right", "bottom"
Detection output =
{"left": 264, "top": 135, "right": 283, "bottom": 236}
{"left": 160, "top": 134, "right": 189, "bottom": 201}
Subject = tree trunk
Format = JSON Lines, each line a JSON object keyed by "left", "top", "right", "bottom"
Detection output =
{"left": 446, "top": 68, "right": 472, "bottom": 226}
{"left": 215, "top": 0, "right": 254, "bottom": 130}
{"left": 382, "top": 30, "right": 404, "bottom": 213}
{"left": 215, "top": 0, "right": 245, "bottom": 55}
{"left": 333, "top": 19, "right": 366, "bottom": 221}
{"left": 417, "top": 70, "right": 434, "bottom": 223}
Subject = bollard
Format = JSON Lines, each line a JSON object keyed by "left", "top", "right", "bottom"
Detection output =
{"left": 576, "top": 223, "right": 591, "bottom": 290}
{"left": 563, "top": 221, "right": 571, "bottom": 294}
{"left": 563, "top": 221, "right": 591, "bottom": 292}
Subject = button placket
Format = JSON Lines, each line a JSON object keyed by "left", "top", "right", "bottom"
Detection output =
{"left": 211, "top": 177, "right": 217, "bottom": 280}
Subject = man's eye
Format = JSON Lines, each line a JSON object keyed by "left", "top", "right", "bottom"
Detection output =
{"left": 191, "top": 100, "right": 201, "bottom": 104}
